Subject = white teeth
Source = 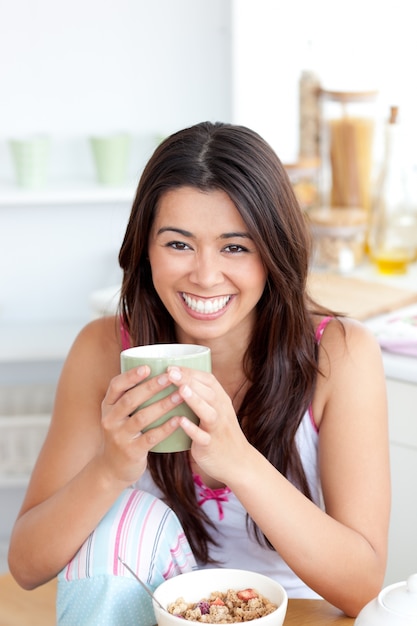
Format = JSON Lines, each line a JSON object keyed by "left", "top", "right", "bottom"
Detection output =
{"left": 182, "top": 293, "right": 231, "bottom": 314}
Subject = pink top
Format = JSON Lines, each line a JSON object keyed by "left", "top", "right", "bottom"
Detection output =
{"left": 120, "top": 321, "right": 131, "bottom": 352}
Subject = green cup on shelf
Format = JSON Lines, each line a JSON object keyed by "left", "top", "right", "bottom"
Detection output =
{"left": 9, "top": 135, "right": 50, "bottom": 189}
{"left": 90, "top": 133, "right": 131, "bottom": 186}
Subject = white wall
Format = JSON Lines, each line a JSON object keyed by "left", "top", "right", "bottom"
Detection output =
{"left": 0, "top": 0, "right": 232, "bottom": 326}
{"left": 0, "top": 0, "right": 232, "bottom": 185}
{"left": 0, "top": 0, "right": 231, "bottom": 137}
{"left": 0, "top": 200, "right": 130, "bottom": 323}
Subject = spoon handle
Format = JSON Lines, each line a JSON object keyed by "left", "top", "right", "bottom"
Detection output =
{"left": 117, "top": 556, "right": 167, "bottom": 612}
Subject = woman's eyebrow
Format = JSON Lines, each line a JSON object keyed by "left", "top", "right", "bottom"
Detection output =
{"left": 156, "top": 227, "right": 252, "bottom": 240}
{"left": 220, "top": 231, "right": 252, "bottom": 240}
{"left": 156, "top": 226, "right": 193, "bottom": 237}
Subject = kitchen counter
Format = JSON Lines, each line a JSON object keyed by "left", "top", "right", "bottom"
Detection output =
{"left": 350, "top": 257, "right": 417, "bottom": 291}
{"left": 0, "top": 573, "right": 355, "bottom": 625}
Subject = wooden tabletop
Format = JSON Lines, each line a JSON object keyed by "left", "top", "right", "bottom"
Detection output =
{"left": 0, "top": 573, "right": 355, "bottom": 625}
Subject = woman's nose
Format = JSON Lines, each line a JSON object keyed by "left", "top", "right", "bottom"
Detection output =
{"left": 189, "top": 251, "right": 223, "bottom": 287}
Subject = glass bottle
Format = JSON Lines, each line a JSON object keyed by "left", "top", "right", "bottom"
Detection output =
{"left": 368, "top": 106, "right": 416, "bottom": 274}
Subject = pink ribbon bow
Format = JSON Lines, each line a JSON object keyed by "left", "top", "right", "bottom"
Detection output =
{"left": 193, "top": 474, "right": 231, "bottom": 521}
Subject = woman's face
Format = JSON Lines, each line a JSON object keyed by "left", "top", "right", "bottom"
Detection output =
{"left": 148, "top": 186, "right": 267, "bottom": 346}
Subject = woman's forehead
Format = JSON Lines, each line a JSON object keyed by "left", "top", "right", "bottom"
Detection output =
{"left": 152, "top": 187, "right": 249, "bottom": 234}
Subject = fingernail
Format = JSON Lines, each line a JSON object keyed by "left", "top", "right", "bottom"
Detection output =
{"left": 168, "top": 366, "right": 182, "bottom": 381}
{"left": 170, "top": 416, "right": 180, "bottom": 429}
{"left": 137, "top": 366, "right": 147, "bottom": 377}
{"left": 171, "top": 392, "right": 181, "bottom": 404}
{"left": 181, "top": 384, "right": 192, "bottom": 398}
{"left": 157, "top": 374, "right": 169, "bottom": 385}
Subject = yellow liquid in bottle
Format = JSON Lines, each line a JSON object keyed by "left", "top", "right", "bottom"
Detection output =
{"left": 373, "top": 251, "right": 411, "bottom": 275}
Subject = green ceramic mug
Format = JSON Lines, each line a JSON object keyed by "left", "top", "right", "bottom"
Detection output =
{"left": 120, "top": 344, "right": 211, "bottom": 453}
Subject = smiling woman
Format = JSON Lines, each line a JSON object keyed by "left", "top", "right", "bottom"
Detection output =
{"left": 8, "top": 121, "right": 390, "bottom": 624}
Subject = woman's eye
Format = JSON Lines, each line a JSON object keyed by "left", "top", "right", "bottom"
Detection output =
{"left": 166, "top": 241, "right": 191, "bottom": 250}
{"left": 224, "top": 244, "right": 248, "bottom": 253}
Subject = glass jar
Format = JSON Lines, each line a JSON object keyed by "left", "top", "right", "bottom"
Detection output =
{"left": 319, "top": 89, "right": 378, "bottom": 212}
{"left": 308, "top": 206, "right": 368, "bottom": 273}
{"left": 284, "top": 157, "right": 320, "bottom": 212}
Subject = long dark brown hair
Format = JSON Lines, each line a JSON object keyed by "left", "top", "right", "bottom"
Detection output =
{"left": 119, "top": 121, "right": 329, "bottom": 562}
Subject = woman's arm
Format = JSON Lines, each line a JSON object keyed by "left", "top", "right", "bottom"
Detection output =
{"left": 8, "top": 317, "right": 184, "bottom": 589}
{"left": 171, "top": 319, "right": 390, "bottom": 617}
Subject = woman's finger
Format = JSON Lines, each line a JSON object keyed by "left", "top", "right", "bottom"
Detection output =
{"left": 123, "top": 388, "right": 184, "bottom": 436}
{"left": 167, "top": 366, "right": 227, "bottom": 423}
{"left": 178, "top": 416, "right": 211, "bottom": 445}
{"left": 103, "top": 366, "right": 178, "bottom": 420}
{"left": 103, "top": 366, "right": 151, "bottom": 406}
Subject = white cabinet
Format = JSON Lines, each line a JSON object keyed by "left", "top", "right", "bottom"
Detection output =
{"left": 384, "top": 378, "right": 417, "bottom": 585}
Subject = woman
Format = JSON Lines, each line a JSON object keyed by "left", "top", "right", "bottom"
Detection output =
{"left": 8, "top": 122, "right": 390, "bottom": 622}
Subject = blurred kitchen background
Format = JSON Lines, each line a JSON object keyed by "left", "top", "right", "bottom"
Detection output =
{"left": 1, "top": 0, "right": 417, "bottom": 583}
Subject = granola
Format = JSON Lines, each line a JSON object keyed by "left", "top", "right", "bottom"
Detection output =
{"left": 167, "top": 587, "right": 277, "bottom": 623}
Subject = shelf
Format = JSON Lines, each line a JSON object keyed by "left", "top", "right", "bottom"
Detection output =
{"left": 0, "top": 183, "right": 136, "bottom": 207}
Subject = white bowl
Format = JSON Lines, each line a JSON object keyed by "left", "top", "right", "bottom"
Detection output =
{"left": 152, "top": 568, "right": 288, "bottom": 625}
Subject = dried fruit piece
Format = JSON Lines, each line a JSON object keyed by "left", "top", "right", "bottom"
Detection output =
{"left": 237, "top": 588, "right": 258, "bottom": 601}
{"left": 197, "top": 601, "right": 210, "bottom": 614}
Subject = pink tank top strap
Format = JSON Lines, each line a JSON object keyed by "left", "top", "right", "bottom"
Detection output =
{"left": 120, "top": 317, "right": 131, "bottom": 350}
{"left": 315, "top": 315, "right": 333, "bottom": 342}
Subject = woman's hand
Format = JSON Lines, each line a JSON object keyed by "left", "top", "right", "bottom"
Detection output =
{"left": 166, "top": 366, "right": 251, "bottom": 482}
{"left": 99, "top": 366, "right": 184, "bottom": 485}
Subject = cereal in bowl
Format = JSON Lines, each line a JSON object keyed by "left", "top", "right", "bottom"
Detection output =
{"left": 167, "top": 587, "right": 277, "bottom": 623}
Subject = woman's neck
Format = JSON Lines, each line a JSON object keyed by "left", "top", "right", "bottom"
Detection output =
{"left": 202, "top": 339, "right": 249, "bottom": 407}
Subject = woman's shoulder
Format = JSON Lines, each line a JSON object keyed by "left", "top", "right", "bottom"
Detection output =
{"left": 316, "top": 315, "right": 380, "bottom": 356}
{"left": 319, "top": 317, "right": 383, "bottom": 390}
{"left": 72, "top": 315, "right": 120, "bottom": 347}
{"left": 64, "top": 315, "right": 122, "bottom": 375}
{"left": 312, "top": 315, "right": 384, "bottom": 428}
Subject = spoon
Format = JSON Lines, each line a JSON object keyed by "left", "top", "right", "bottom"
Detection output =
{"left": 118, "top": 556, "right": 167, "bottom": 613}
